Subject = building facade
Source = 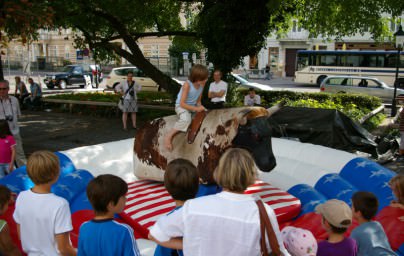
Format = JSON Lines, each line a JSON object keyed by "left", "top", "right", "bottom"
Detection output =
{"left": 242, "top": 18, "right": 403, "bottom": 78}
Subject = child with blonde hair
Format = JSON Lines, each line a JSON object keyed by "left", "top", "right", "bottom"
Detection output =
{"left": 164, "top": 64, "right": 209, "bottom": 151}
{"left": 13, "top": 151, "right": 76, "bottom": 255}
{"left": 149, "top": 148, "right": 290, "bottom": 256}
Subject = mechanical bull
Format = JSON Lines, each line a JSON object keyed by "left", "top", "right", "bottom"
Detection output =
{"left": 134, "top": 105, "right": 281, "bottom": 184}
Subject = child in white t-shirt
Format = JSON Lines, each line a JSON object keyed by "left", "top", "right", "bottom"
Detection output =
{"left": 13, "top": 151, "right": 76, "bottom": 256}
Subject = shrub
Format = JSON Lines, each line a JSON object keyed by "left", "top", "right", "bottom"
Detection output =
{"left": 231, "top": 89, "right": 382, "bottom": 111}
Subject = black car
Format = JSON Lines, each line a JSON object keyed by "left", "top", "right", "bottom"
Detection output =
{"left": 44, "top": 65, "right": 93, "bottom": 89}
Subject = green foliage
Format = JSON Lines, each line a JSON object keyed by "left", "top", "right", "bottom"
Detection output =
{"left": 197, "top": 0, "right": 272, "bottom": 73}
{"left": 362, "top": 113, "right": 386, "bottom": 131}
{"left": 292, "top": 0, "right": 403, "bottom": 40}
{"left": 229, "top": 89, "right": 383, "bottom": 124}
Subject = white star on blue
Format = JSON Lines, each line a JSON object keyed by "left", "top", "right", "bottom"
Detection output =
{"left": 56, "top": 184, "right": 73, "bottom": 197}
{"left": 382, "top": 182, "right": 390, "bottom": 188}
{"left": 17, "top": 173, "right": 29, "bottom": 180}
{"left": 369, "top": 169, "right": 389, "bottom": 178}
{"left": 323, "top": 174, "right": 339, "bottom": 184}
{"left": 65, "top": 172, "right": 83, "bottom": 179}
{"left": 355, "top": 161, "right": 368, "bottom": 168}
{"left": 337, "top": 189, "right": 352, "bottom": 198}
{"left": 298, "top": 187, "right": 314, "bottom": 194}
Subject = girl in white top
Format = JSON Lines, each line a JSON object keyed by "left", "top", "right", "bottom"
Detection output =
{"left": 149, "top": 148, "right": 290, "bottom": 256}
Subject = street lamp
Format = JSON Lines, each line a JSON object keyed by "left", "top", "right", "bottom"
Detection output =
{"left": 391, "top": 25, "right": 404, "bottom": 117}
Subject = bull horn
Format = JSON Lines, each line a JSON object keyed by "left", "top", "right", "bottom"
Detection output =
{"left": 266, "top": 100, "right": 286, "bottom": 116}
{"left": 237, "top": 109, "right": 251, "bottom": 126}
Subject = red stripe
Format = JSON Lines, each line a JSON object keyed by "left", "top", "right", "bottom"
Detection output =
{"left": 128, "top": 184, "right": 165, "bottom": 194}
{"left": 128, "top": 180, "right": 158, "bottom": 188}
{"left": 125, "top": 194, "right": 173, "bottom": 210}
{"left": 127, "top": 187, "right": 168, "bottom": 199}
{"left": 244, "top": 188, "right": 284, "bottom": 194}
{"left": 260, "top": 192, "right": 292, "bottom": 199}
{"left": 264, "top": 198, "right": 300, "bottom": 206}
{"left": 125, "top": 199, "right": 175, "bottom": 216}
{"left": 134, "top": 205, "right": 176, "bottom": 223}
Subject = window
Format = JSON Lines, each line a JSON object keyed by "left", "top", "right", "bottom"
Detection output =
{"left": 64, "top": 46, "right": 70, "bottom": 59}
{"left": 151, "top": 45, "right": 159, "bottom": 57}
{"left": 319, "top": 55, "right": 337, "bottom": 66}
{"left": 390, "top": 21, "right": 397, "bottom": 32}
{"left": 49, "top": 45, "right": 57, "bottom": 57}
{"left": 269, "top": 47, "right": 279, "bottom": 69}
{"left": 73, "top": 66, "right": 83, "bottom": 74}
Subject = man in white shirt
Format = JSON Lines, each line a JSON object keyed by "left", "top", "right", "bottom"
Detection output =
{"left": 208, "top": 70, "right": 227, "bottom": 109}
{"left": 244, "top": 88, "right": 261, "bottom": 106}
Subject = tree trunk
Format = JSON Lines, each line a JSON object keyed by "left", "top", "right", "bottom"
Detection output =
{"left": 123, "top": 36, "right": 181, "bottom": 96}
{"left": 109, "top": 37, "right": 181, "bottom": 97}
{"left": 0, "top": 53, "right": 4, "bottom": 81}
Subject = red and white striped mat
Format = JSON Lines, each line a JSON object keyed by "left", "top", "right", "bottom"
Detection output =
{"left": 121, "top": 179, "right": 301, "bottom": 238}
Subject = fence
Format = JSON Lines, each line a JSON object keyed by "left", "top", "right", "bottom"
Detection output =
{"left": 2, "top": 55, "right": 180, "bottom": 77}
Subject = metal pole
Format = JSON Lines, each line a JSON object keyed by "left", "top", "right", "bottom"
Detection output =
{"left": 392, "top": 48, "right": 401, "bottom": 117}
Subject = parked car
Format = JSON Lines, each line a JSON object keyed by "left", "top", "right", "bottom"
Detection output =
{"left": 100, "top": 66, "right": 161, "bottom": 91}
{"left": 44, "top": 65, "right": 93, "bottom": 89}
{"left": 320, "top": 76, "right": 404, "bottom": 102}
{"left": 227, "top": 73, "right": 273, "bottom": 91}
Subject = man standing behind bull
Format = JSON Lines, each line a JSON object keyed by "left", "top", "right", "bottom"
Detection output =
{"left": 208, "top": 70, "right": 227, "bottom": 109}
{"left": 0, "top": 80, "right": 26, "bottom": 167}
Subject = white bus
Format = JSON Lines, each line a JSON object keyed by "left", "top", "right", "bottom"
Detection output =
{"left": 294, "top": 50, "right": 404, "bottom": 86}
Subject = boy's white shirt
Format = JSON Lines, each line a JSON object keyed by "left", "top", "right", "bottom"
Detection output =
{"left": 13, "top": 189, "right": 73, "bottom": 256}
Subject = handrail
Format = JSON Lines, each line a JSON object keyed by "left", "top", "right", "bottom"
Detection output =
{"left": 358, "top": 105, "right": 385, "bottom": 124}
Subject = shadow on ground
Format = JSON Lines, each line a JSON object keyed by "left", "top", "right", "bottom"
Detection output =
{"left": 19, "top": 110, "right": 136, "bottom": 156}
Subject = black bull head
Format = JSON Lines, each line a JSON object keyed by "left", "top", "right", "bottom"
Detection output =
{"left": 233, "top": 116, "right": 276, "bottom": 172}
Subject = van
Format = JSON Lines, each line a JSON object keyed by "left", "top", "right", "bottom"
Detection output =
{"left": 320, "top": 76, "right": 404, "bottom": 102}
{"left": 100, "top": 66, "right": 161, "bottom": 91}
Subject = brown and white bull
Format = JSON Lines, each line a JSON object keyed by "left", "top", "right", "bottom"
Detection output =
{"left": 134, "top": 105, "right": 281, "bottom": 184}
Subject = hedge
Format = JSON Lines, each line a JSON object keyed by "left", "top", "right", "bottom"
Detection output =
{"left": 230, "top": 88, "right": 382, "bottom": 111}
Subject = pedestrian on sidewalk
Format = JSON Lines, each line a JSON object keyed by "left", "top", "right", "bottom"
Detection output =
{"left": 14, "top": 76, "right": 29, "bottom": 106}
{"left": 0, "top": 80, "right": 26, "bottom": 168}
{"left": 115, "top": 71, "right": 141, "bottom": 130}
{"left": 24, "top": 78, "right": 42, "bottom": 110}
{"left": 265, "top": 64, "right": 271, "bottom": 80}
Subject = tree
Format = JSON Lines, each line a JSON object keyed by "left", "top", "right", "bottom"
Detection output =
{"left": 197, "top": 0, "right": 274, "bottom": 74}
{"left": 0, "top": 0, "right": 53, "bottom": 80}
{"left": 49, "top": 0, "right": 194, "bottom": 94}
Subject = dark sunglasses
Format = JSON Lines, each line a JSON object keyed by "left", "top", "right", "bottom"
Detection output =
{"left": 0, "top": 88, "right": 9, "bottom": 90}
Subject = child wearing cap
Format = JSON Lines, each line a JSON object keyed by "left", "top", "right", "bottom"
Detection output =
{"left": 350, "top": 191, "right": 397, "bottom": 256}
{"left": 315, "top": 199, "right": 358, "bottom": 256}
{"left": 281, "top": 226, "right": 317, "bottom": 256}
